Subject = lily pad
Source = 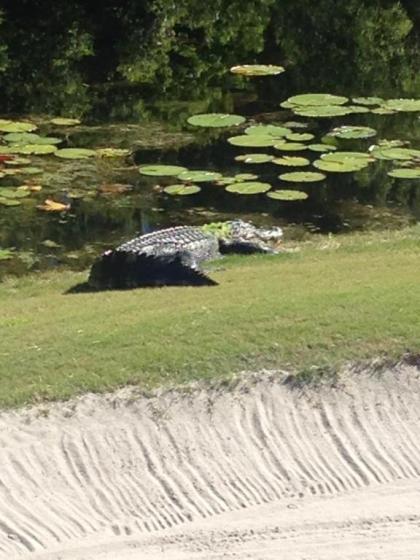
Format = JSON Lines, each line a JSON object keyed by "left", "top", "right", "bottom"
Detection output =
{"left": 286, "top": 93, "right": 349, "bottom": 106}
{"left": 0, "top": 120, "right": 37, "bottom": 133}
{"left": 245, "top": 124, "right": 290, "bottom": 137}
{"left": 225, "top": 181, "right": 271, "bottom": 194}
{"left": 267, "top": 189, "right": 308, "bottom": 201}
{"left": 381, "top": 99, "right": 420, "bottom": 112}
{"left": 0, "top": 248, "right": 14, "bottom": 260}
{"left": 313, "top": 159, "right": 368, "bottom": 173}
{"left": 0, "top": 188, "right": 30, "bottom": 199}
{"left": 50, "top": 117, "right": 81, "bottom": 126}
{"left": 4, "top": 132, "right": 62, "bottom": 145}
{"left": 18, "top": 167, "right": 44, "bottom": 175}
{"left": 96, "top": 148, "right": 131, "bottom": 158}
{"left": 387, "top": 168, "right": 420, "bottom": 179}
{"left": 370, "top": 147, "right": 420, "bottom": 161}
{"left": 230, "top": 64, "right": 285, "bottom": 76}
{"left": 12, "top": 144, "right": 58, "bottom": 155}
{"left": 163, "top": 184, "right": 201, "bottom": 195}
{"left": 274, "top": 142, "right": 307, "bottom": 151}
{"left": 272, "top": 156, "right": 310, "bottom": 167}
{"left": 235, "top": 173, "right": 258, "bottom": 181}
{"left": 228, "top": 135, "right": 275, "bottom": 147}
{"left": 308, "top": 144, "right": 337, "bottom": 153}
{"left": 279, "top": 171, "right": 325, "bottom": 182}
{"left": 328, "top": 125, "right": 377, "bottom": 139}
{"left": 177, "top": 170, "right": 222, "bottom": 182}
{"left": 139, "top": 164, "right": 187, "bottom": 176}
{"left": 187, "top": 113, "right": 245, "bottom": 128}
{"left": 321, "top": 151, "right": 372, "bottom": 162}
{"left": 285, "top": 132, "right": 315, "bottom": 142}
{"left": 370, "top": 107, "right": 396, "bottom": 115}
{"left": 54, "top": 148, "right": 96, "bottom": 159}
{"left": 352, "top": 96, "right": 383, "bottom": 106}
{"left": 283, "top": 121, "right": 309, "bottom": 129}
{"left": 235, "top": 153, "right": 274, "bottom": 164}
{"left": 0, "top": 197, "right": 21, "bottom": 207}
{"left": 37, "top": 199, "right": 70, "bottom": 212}
{"left": 347, "top": 105, "right": 371, "bottom": 114}
{"left": 293, "top": 105, "right": 352, "bottom": 118}
{"left": 4, "top": 157, "right": 31, "bottom": 166}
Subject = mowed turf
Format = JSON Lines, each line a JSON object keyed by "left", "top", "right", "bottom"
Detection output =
{"left": 1, "top": 227, "right": 420, "bottom": 408}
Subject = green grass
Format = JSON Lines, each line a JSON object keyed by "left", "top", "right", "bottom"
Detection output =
{"left": 1, "top": 226, "right": 420, "bottom": 408}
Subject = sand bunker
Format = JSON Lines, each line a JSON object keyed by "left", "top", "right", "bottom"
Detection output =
{"left": 1, "top": 362, "right": 420, "bottom": 559}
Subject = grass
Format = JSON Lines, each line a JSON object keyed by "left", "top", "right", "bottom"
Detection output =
{"left": 1, "top": 226, "right": 420, "bottom": 408}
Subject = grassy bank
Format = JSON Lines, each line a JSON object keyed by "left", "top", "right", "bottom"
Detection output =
{"left": 1, "top": 226, "right": 420, "bottom": 408}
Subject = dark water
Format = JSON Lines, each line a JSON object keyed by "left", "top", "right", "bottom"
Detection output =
{"left": 1, "top": 77, "right": 419, "bottom": 278}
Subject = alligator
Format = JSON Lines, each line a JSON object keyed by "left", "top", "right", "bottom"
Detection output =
{"left": 88, "top": 220, "right": 283, "bottom": 289}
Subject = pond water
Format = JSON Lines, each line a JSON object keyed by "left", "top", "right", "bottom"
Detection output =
{"left": 1, "top": 68, "right": 419, "bottom": 278}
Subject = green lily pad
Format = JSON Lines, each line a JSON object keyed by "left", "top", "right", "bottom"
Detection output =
{"left": 328, "top": 126, "right": 377, "bottom": 139}
{"left": 283, "top": 121, "right": 309, "bottom": 129}
{"left": 187, "top": 113, "right": 245, "bottom": 127}
{"left": 177, "top": 170, "right": 223, "bottom": 182}
{"left": 228, "top": 135, "right": 275, "bottom": 147}
{"left": 50, "top": 117, "right": 81, "bottom": 126}
{"left": 225, "top": 181, "right": 271, "bottom": 194}
{"left": 215, "top": 177, "right": 237, "bottom": 185}
{"left": 293, "top": 105, "right": 353, "bottom": 118}
{"left": 274, "top": 142, "right": 307, "bottom": 151}
{"left": 245, "top": 124, "right": 290, "bottom": 137}
{"left": 272, "top": 156, "right": 310, "bottom": 167}
{"left": 4, "top": 133, "right": 62, "bottom": 145}
{"left": 163, "top": 184, "right": 201, "bottom": 195}
{"left": 279, "top": 171, "right": 325, "bottom": 182}
{"left": 54, "top": 148, "right": 96, "bottom": 159}
{"left": 235, "top": 173, "right": 258, "bottom": 181}
{"left": 139, "top": 164, "right": 187, "bottom": 176}
{"left": 230, "top": 64, "right": 285, "bottom": 76}
{"left": 381, "top": 99, "right": 420, "bottom": 112}
{"left": 0, "top": 188, "right": 30, "bottom": 199}
{"left": 235, "top": 153, "right": 274, "bottom": 164}
{"left": 370, "top": 147, "right": 420, "bottom": 161}
{"left": 18, "top": 167, "right": 43, "bottom": 175}
{"left": 321, "top": 151, "right": 372, "bottom": 162}
{"left": 11, "top": 144, "right": 58, "bottom": 155}
{"left": 346, "top": 105, "right": 371, "bottom": 114}
{"left": 96, "top": 148, "right": 131, "bottom": 158}
{"left": 4, "top": 157, "right": 31, "bottom": 166}
{"left": 387, "top": 168, "right": 420, "bottom": 179}
{"left": 285, "top": 132, "right": 315, "bottom": 142}
{"left": 0, "top": 197, "right": 21, "bottom": 206}
{"left": 308, "top": 144, "right": 337, "bottom": 153}
{"left": 0, "top": 120, "right": 37, "bottom": 133}
{"left": 352, "top": 96, "right": 384, "bottom": 106}
{"left": 370, "top": 107, "right": 396, "bottom": 115}
{"left": 0, "top": 248, "right": 14, "bottom": 260}
{"left": 267, "top": 189, "right": 308, "bottom": 201}
{"left": 280, "top": 101, "right": 297, "bottom": 109}
{"left": 286, "top": 93, "right": 349, "bottom": 106}
{"left": 313, "top": 159, "right": 368, "bottom": 173}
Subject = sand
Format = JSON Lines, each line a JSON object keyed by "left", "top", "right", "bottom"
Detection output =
{"left": 0, "top": 361, "right": 419, "bottom": 559}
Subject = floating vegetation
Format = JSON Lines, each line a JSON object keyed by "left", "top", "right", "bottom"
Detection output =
{"left": 347, "top": 105, "right": 371, "bottom": 114}
{"left": 18, "top": 166, "right": 43, "bottom": 175}
{"left": 4, "top": 132, "right": 62, "bottom": 145}
{"left": 387, "top": 168, "right": 420, "bottom": 179}
{"left": 308, "top": 144, "right": 337, "bottom": 153}
{"left": 228, "top": 135, "right": 275, "bottom": 147}
{"left": 0, "top": 248, "right": 14, "bottom": 260}
{"left": 286, "top": 93, "right": 349, "bottom": 106}
{"left": 54, "top": 148, "right": 96, "bottom": 159}
{"left": 36, "top": 199, "right": 70, "bottom": 212}
{"left": 322, "top": 151, "right": 372, "bottom": 162}
{"left": 187, "top": 113, "right": 245, "bottom": 128}
{"left": 164, "top": 184, "right": 201, "bottom": 195}
{"left": 177, "top": 170, "right": 222, "bottom": 182}
{"left": 283, "top": 121, "right": 309, "bottom": 129}
{"left": 267, "top": 189, "right": 308, "bottom": 200}
{"left": 235, "top": 173, "right": 258, "bottom": 181}
{"left": 279, "top": 171, "right": 325, "bottom": 182}
{"left": 274, "top": 142, "right": 307, "bottom": 151}
{"left": 370, "top": 147, "right": 420, "bottom": 161}
{"left": 381, "top": 99, "right": 420, "bottom": 112}
{"left": 230, "top": 64, "right": 285, "bottom": 76}
{"left": 0, "top": 119, "right": 37, "bottom": 133}
{"left": 245, "top": 124, "right": 289, "bottom": 137}
{"left": 328, "top": 126, "right": 377, "bottom": 139}
{"left": 4, "top": 157, "right": 30, "bottom": 166}
{"left": 0, "top": 197, "right": 21, "bottom": 206}
{"left": 225, "top": 181, "right": 271, "bottom": 194}
{"left": 0, "top": 187, "right": 30, "bottom": 199}
{"left": 292, "top": 105, "right": 352, "bottom": 118}
{"left": 50, "top": 117, "right": 81, "bottom": 126}
{"left": 285, "top": 132, "right": 314, "bottom": 142}
{"left": 10, "top": 144, "right": 58, "bottom": 155}
{"left": 139, "top": 164, "right": 187, "bottom": 176}
{"left": 235, "top": 153, "right": 274, "bottom": 164}
{"left": 272, "top": 156, "right": 310, "bottom": 167}
{"left": 96, "top": 148, "right": 131, "bottom": 158}
{"left": 313, "top": 159, "right": 368, "bottom": 173}
{"left": 352, "top": 96, "right": 384, "bottom": 106}
{"left": 371, "top": 107, "right": 396, "bottom": 115}
{"left": 98, "top": 183, "right": 133, "bottom": 194}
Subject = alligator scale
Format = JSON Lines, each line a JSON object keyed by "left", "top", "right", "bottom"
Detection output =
{"left": 88, "top": 220, "right": 283, "bottom": 289}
